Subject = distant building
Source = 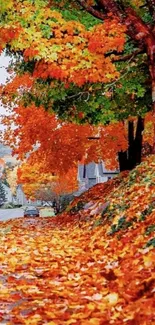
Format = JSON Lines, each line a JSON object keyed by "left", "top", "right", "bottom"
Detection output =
{"left": 0, "top": 144, "right": 12, "bottom": 158}
{"left": 16, "top": 185, "right": 29, "bottom": 206}
{"left": 16, "top": 185, "right": 41, "bottom": 206}
{"left": 1, "top": 183, "right": 13, "bottom": 203}
{"left": 77, "top": 161, "right": 119, "bottom": 195}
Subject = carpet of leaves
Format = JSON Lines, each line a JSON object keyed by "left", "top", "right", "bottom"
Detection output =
{"left": 0, "top": 156, "right": 155, "bottom": 325}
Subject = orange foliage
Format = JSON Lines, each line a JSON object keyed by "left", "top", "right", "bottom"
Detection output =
{"left": 0, "top": 25, "right": 21, "bottom": 52}
{"left": 53, "top": 167, "right": 78, "bottom": 195}
{"left": 0, "top": 1, "right": 126, "bottom": 86}
{"left": 143, "top": 112, "right": 154, "bottom": 146}
{"left": 0, "top": 0, "right": 128, "bottom": 173}
{"left": 17, "top": 161, "right": 56, "bottom": 199}
{"left": 2, "top": 104, "right": 128, "bottom": 173}
{"left": 17, "top": 161, "right": 78, "bottom": 199}
{"left": 31, "top": 17, "right": 125, "bottom": 86}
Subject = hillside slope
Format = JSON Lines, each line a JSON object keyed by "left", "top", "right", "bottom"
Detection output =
{"left": 57, "top": 155, "right": 155, "bottom": 237}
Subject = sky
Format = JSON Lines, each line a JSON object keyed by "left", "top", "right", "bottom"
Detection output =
{"left": 0, "top": 52, "right": 11, "bottom": 129}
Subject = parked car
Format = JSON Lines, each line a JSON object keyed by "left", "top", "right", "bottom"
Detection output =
{"left": 24, "top": 207, "right": 40, "bottom": 217}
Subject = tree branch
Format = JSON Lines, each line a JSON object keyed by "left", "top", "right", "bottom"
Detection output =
{"left": 98, "top": 0, "right": 124, "bottom": 19}
{"left": 77, "top": 0, "right": 106, "bottom": 20}
{"left": 111, "top": 48, "right": 145, "bottom": 62}
{"left": 102, "top": 54, "right": 137, "bottom": 93}
{"left": 97, "top": 0, "right": 142, "bottom": 41}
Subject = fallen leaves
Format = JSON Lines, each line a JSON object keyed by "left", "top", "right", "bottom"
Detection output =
{"left": 0, "top": 156, "right": 155, "bottom": 324}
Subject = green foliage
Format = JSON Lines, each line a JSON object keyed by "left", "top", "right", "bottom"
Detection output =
{"left": 108, "top": 216, "right": 133, "bottom": 235}
{"left": 145, "top": 237, "right": 155, "bottom": 248}
{"left": 51, "top": 0, "right": 99, "bottom": 28}
{"left": 60, "top": 193, "right": 74, "bottom": 212}
{"left": 128, "top": 170, "right": 140, "bottom": 185}
{"left": 16, "top": 46, "right": 151, "bottom": 125}
{"left": 69, "top": 201, "right": 86, "bottom": 213}
{"left": 139, "top": 202, "right": 155, "bottom": 221}
{"left": 0, "top": 0, "right": 153, "bottom": 126}
{"left": 145, "top": 225, "right": 155, "bottom": 236}
{"left": 92, "top": 217, "right": 103, "bottom": 228}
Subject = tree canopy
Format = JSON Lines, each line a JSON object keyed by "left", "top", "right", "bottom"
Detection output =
{"left": 0, "top": 0, "right": 154, "bottom": 121}
{"left": 0, "top": 0, "right": 155, "bottom": 175}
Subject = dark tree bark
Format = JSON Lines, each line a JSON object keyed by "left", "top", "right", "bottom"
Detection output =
{"left": 118, "top": 151, "right": 128, "bottom": 172}
{"left": 134, "top": 116, "right": 144, "bottom": 165}
{"left": 118, "top": 117, "right": 144, "bottom": 171}
{"left": 128, "top": 120, "right": 134, "bottom": 170}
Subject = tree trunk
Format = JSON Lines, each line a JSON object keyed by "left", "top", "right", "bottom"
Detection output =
{"left": 118, "top": 116, "right": 144, "bottom": 171}
{"left": 147, "top": 40, "right": 155, "bottom": 152}
{"left": 128, "top": 120, "right": 134, "bottom": 170}
{"left": 118, "top": 151, "right": 128, "bottom": 172}
{"left": 134, "top": 116, "right": 144, "bottom": 165}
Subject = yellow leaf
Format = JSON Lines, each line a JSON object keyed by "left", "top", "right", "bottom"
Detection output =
{"left": 105, "top": 292, "right": 119, "bottom": 305}
{"left": 143, "top": 254, "right": 154, "bottom": 267}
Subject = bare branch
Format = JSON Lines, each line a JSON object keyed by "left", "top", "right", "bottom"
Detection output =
{"left": 68, "top": 91, "right": 90, "bottom": 102}
{"left": 77, "top": 0, "right": 106, "bottom": 20}
{"left": 111, "top": 48, "right": 145, "bottom": 62}
{"left": 102, "top": 54, "right": 137, "bottom": 92}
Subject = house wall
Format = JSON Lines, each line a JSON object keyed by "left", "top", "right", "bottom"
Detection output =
{"left": 88, "top": 178, "right": 97, "bottom": 188}
{"left": 16, "top": 186, "right": 28, "bottom": 206}
{"left": 2, "top": 184, "right": 13, "bottom": 203}
{"left": 16, "top": 185, "right": 42, "bottom": 206}
{"left": 77, "top": 162, "right": 119, "bottom": 193}
{"left": 99, "top": 174, "right": 117, "bottom": 182}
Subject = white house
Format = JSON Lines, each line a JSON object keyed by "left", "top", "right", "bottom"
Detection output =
{"left": 2, "top": 183, "right": 13, "bottom": 203}
{"left": 16, "top": 185, "right": 41, "bottom": 206}
{"left": 77, "top": 161, "right": 119, "bottom": 195}
{"left": 16, "top": 185, "right": 29, "bottom": 206}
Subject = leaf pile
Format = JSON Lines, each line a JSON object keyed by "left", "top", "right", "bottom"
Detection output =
{"left": 0, "top": 156, "right": 155, "bottom": 324}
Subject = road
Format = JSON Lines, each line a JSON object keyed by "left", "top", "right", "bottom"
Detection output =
{"left": 0, "top": 208, "right": 24, "bottom": 221}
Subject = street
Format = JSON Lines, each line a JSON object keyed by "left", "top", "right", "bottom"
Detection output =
{"left": 0, "top": 208, "right": 24, "bottom": 221}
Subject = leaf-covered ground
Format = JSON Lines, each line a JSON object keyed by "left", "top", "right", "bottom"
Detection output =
{"left": 0, "top": 156, "right": 155, "bottom": 324}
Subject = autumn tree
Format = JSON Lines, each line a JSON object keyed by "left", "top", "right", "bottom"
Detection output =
{"left": 52, "top": 167, "right": 78, "bottom": 196}
{"left": 17, "top": 161, "right": 56, "bottom": 200}
{"left": 18, "top": 159, "right": 78, "bottom": 204}
{"left": 0, "top": 0, "right": 154, "bottom": 171}
{"left": 2, "top": 104, "right": 128, "bottom": 174}
{"left": 34, "top": 167, "right": 78, "bottom": 210}
{"left": 35, "top": 186, "right": 56, "bottom": 207}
